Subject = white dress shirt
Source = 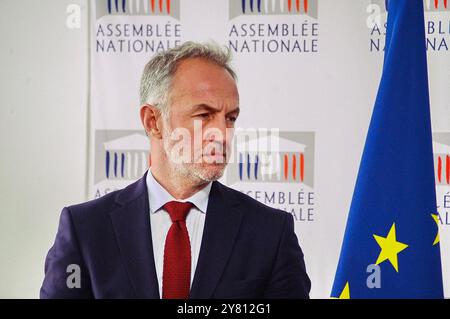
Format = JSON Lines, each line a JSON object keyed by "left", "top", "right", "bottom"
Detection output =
{"left": 146, "top": 169, "right": 212, "bottom": 298}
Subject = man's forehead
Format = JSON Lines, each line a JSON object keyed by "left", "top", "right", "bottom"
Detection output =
{"left": 172, "top": 59, "right": 237, "bottom": 88}
{"left": 168, "top": 58, "right": 239, "bottom": 107}
{"left": 171, "top": 87, "right": 239, "bottom": 101}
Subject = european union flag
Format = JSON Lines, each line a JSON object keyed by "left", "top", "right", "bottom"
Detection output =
{"left": 331, "top": 0, "right": 444, "bottom": 298}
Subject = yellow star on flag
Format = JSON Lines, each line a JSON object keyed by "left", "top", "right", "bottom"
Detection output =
{"left": 431, "top": 214, "right": 440, "bottom": 246}
{"left": 332, "top": 282, "right": 350, "bottom": 299}
{"left": 373, "top": 223, "right": 408, "bottom": 272}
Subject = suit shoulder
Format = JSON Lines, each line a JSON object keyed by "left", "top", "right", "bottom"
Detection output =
{"left": 66, "top": 175, "right": 146, "bottom": 219}
{"left": 66, "top": 189, "right": 120, "bottom": 220}
{"left": 217, "top": 182, "right": 290, "bottom": 223}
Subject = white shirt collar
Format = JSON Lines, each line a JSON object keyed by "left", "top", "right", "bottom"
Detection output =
{"left": 146, "top": 169, "right": 212, "bottom": 214}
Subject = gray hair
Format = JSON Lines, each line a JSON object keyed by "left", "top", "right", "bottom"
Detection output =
{"left": 139, "top": 41, "right": 237, "bottom": 119}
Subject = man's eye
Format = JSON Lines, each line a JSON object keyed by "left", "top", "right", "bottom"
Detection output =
{"left": 227, "top": 116, "right": 237, "bottom": 122}
{"left": 196, "top": 113, "right": 210, "bottom": 119}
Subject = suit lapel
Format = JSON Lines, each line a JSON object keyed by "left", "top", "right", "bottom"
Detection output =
{"left": 109, "top": 172, "right": 160, "bottom": 298}
{"left": 189, "top": 181, "right": 243, "bottom": 299}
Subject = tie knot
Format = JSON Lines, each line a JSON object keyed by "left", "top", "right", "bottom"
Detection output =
{"left": 163, "top": 201, "right": 194, "bottom": 222}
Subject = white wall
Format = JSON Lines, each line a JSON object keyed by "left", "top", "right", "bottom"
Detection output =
{"left": 0, "top": 0, "right": 88, "bottom": 298}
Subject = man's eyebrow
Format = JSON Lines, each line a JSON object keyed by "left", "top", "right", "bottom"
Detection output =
{"left": 191, "top": 104, "right": 240, "bottom": 115}
{"left": 191, "top": 103, "right": 220, "bottom": 113}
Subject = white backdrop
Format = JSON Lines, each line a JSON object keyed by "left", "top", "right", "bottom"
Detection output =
{"left": 88, "top": 0, "right": 449, "bottom": 298}
{"left": 0, "top": 0, "right": 90, "bottom": 298}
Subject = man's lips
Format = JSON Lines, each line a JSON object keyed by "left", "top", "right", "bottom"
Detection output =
{"left": 203, "top": 153, "right": 226, "bottom": 158}
{"left": 202, "top": 153, "right": 227, "bottom": 163}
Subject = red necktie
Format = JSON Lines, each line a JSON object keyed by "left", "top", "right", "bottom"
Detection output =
{"left": 162, "top": 201, "right": 194, "bottom": 299}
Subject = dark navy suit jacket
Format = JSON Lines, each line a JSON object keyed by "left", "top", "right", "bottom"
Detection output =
{"left": 40, "top": 172, "right": 311, "bottom": 299}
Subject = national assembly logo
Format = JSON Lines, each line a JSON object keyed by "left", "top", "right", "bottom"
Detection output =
{"left": 92, "top": 130, "right": 150, "bottom": 198}
{"left": 225, "top": 129, "right": 316, "bottom": 222}
{"left": 229, "top": 0, "right": 318, "bottom": 19}
{"left": 367, "top": 0, "right": 449, "bottom": 52}
{"left": 96, "top": 0, "right": 180, "bottom": 19}
{"left": 434, "top": 132, "right": 450, "bottom": 228}
{"left": 94, "top": 0, "right": 182, "bottom": 54}
{"left": 228, "top": 0, "right": 319, "bottom": 54}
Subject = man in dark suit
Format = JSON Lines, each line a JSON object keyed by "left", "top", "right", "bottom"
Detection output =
{"left": 40, "top": 41, "right": 311, "bottom": 299}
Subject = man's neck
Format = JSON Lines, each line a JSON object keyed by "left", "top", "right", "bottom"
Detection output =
{"left": 150, "top": 167, "right": 210, "bottom": 200}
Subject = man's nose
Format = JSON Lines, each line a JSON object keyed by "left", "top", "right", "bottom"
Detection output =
{"left": 206, "top": 116, "right": 227, "bottom": 143}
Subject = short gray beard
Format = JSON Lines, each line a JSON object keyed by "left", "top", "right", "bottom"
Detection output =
{"left": 162, "top": 120, "right": 226, "bottom": 184}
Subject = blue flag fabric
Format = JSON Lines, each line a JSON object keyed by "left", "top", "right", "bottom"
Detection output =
{"left": 331, "top": 0, "right": 444, "bottom": 299}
